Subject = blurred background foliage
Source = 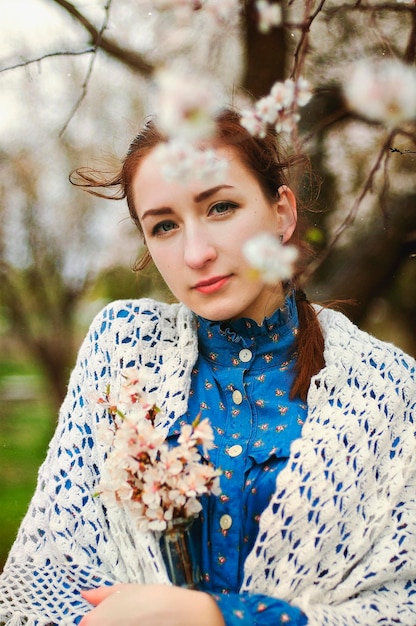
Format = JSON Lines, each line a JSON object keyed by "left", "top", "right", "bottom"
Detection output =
{"left": 1, "top": 0, "right": 415, "bottom": 569}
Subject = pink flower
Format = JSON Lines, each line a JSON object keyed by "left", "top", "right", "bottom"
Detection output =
{"left": 240, "top": 109, "right": 266, "bottom": 138}
{"left": 118, "top": 368, "right": 144, "bottom": 405}
{"left": 256, "top": 95, "right": 280, "bottom": 123}
{"left": 344, "top": 59, "right": 416, "bottom": 128}
{"left": 153, "top": 0, "right": 202, "bottom": 22}
{"left": 159, "top": 446, "right": 186, "bottom": 476}
{"left": 243, "top": 232, "right": 299, "bottom": 283}
{"left": 154, "top": 140, "right": 228, "bottom": 184}
{"left": 275, "top": 110, "right": 300, "bottom": 134}
{"left": 96, "top": 369, "right": 221, "bottom": 532}
{"left": 191, "top": 417, "right": 216, "bottom": 452}
{"left": 256, "top": 0, "right": 282, "bottom": 34}
{"left": 295, "top": 77, "right": 313, "bottom": 107}
{"left": 205, "top": 0, "right": 240, "bottom": 22}
{"left": 155, "top": 67, "right": 220, "bottom": 141}
{"left": 241, "top": 78, "right": 312, "bottom": 137}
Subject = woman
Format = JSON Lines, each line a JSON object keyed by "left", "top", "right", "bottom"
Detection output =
{"left": 1, "top": 109, "right": 415, "bottom": 626}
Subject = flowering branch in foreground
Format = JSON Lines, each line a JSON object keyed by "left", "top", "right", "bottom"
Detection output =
{"left": 344, "top": 59, "right": 416, "bottom": 128}
{"left": 243, "top": 232, "right": 299, "bottom": 284}
{"left": 95, "top": 368, "right": 221, "bottom": 532}
{"left": 240, "top": 77, "right": 313, "bottom": 137}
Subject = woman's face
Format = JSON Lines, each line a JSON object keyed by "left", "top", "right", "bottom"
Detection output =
{"left": 133, "top": 145, "right": 297, "bottom": 323}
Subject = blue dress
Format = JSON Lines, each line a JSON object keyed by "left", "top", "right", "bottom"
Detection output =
{"left": 169, "top": 293, "right": 308, "bottom": 625}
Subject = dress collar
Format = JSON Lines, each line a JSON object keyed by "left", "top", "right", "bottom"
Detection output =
{"left": 195, "top": 291, "right": 299, "bottom": 365}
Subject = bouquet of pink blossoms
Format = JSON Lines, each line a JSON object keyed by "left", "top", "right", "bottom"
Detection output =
{"left": 95, "top": 368, "right": 221, "bottom": 533}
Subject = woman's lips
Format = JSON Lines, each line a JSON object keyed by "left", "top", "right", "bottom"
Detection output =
{"left": 193, "top": 275, "right": 231, "bottom": 294}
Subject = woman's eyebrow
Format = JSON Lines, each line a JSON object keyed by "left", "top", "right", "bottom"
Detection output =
{"left": 140, "top": 185, "right": 235, "bottom": 221}
{"left": 193, "top": 184, "right": 234, "bottom": 203}
{"left": 141, "top": 207, "right": 173, "bottom": 221}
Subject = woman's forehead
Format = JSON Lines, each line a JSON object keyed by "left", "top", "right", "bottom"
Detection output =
{"left": 134, "top": 144, "right": 247, "bottom": 189}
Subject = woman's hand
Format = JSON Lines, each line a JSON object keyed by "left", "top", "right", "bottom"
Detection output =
{"left": 79, "top": 583, "right": 226, "bottom": 626}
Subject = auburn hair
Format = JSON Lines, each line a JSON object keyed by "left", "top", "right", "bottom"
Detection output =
{"left": 71, "top": 108, "right": 325, "bottom": 402}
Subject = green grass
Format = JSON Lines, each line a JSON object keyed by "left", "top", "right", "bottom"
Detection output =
{"left": 0, "top": 361, "right": 55, "bottom": 571}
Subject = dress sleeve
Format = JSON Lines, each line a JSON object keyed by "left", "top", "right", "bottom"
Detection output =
{"left": 209, "top": 591, "right": 307, "bottom": 626}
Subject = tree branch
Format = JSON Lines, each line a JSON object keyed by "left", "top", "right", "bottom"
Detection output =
{"left": 58, "top": 0, "right": 112, "bottom": 135}
{"left": 325, "top": 2, "right": 415, "bottom": 15}
{"left": 290, "top": 0, "right": 327, "bottom": 79}
{"left": 0, "top": 49, "right": 94, "bottom": 74}
{"left": 304, "top": 129, "right": 398, "bottom": 281}
{"left": 51, "top": 0, "right": 154, "bottom": 76}
{"left": 312, "top": 192, "right": 416, "bottom": 329}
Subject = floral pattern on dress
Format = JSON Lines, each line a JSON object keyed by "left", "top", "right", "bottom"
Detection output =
{"left": 168, "top": 293, "right": 308, "bottom": 625}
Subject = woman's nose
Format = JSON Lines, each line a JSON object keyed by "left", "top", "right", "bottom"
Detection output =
{"left": 184, "top": 226, "right": 217, "bottom": 268}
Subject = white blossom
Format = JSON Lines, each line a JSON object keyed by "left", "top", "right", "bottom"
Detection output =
{"left": 96, "top": 420, "right": 116, "bottom": 447}
{"left": 344, "top": 59, "right": 416, "bottom": 128}
{"left": 270, "top": 80, "right": 294, "bottom": 109}
{"left": 96, "top": 368, "right": 221, "bottom": 533}
{"left": 243, "top": 232, "right": 299, "bottom": 283}
{"left": 241, "top": 77, "right": 312, "bottom": 137}
{"left": 275, "top": 111, "right": 300, "bottom": 134}
{"left": 154, "top": 140, "right": 228, "bottom": 184}
{"left": 240, "top": 109, "right": 266, "bottom": 137}
{"left": 118, "top": 367, "right": 145, "bottom": 405}
{"left": 295, "top": 77, "right": 314, "bottom": 107}
{"left": 205, "top": 0, "right": 240, "bottom": 23}
{"left": 256, "top": 94, "right": 280, "bottom": 123}
{"left": 155, "top": 67, "right": 220, "bottom": 141}
{"left": 256, "top": 0, "right": 282, "bottom": 34}
{"left": 151, "top": 0, "right": 202, "bottom": 24}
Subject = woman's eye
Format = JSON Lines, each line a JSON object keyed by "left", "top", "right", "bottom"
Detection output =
{"left": 210, "top": 201, "right": 237, "bottom": 216}
{"left": 152, "top": 221, "right": 176, "bottom": 236}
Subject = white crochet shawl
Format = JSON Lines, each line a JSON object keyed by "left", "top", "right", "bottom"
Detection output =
{"left": 1, "top": 299, "right": 415, "bottom": 626}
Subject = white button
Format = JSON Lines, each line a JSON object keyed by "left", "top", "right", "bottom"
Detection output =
{"left": 219, "top": 514, "right": 233, "bottom": 530}
{"left": 232, "top": 389, "right": 243, "bottom": 404}
{"left": 227, "top": 444, "right": 243, "bottom": 458}
{"left": 239, "top": 348, "right": 252, "bottom": 362}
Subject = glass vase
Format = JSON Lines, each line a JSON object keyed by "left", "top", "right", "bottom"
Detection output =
{"left": 160, "top": 517, "right": 201, "bottom": 589}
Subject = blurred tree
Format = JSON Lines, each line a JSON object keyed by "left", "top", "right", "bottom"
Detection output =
{"left": 0, "top": 141, "right": 133, "bottom": 407}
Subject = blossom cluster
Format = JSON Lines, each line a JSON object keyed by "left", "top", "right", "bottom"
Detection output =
{"left": 240, "top": 77, "right": 313, "bottom": 137}
{"left": 96, "top": 368, "right": 221, "bottom": 532}
{"left": 153, "top": 67, "right": 230, "bottom": 182}
{"left": 256, "top": 0, "right": 282, "bottom": 33}
{"left": 155, "top": 67, "right": 220, "bottom": 142}
{"left": 243, "top": 232, "right": 299, "bottom": 283}
{"left": 344, "top": 59, "right": 416, "bottom": 128}
{"left": 154, "top": 139, "right": 228, "bottom": 183}
{"left": 204, "top": 0, "right": 240, "bottom": 23}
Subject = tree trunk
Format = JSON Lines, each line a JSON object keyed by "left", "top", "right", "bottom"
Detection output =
{"left": 312, "top": 194, "right": 416, "bottom": 337}
{"left": 241, "top": 0, "right": 286, "bottom": 99}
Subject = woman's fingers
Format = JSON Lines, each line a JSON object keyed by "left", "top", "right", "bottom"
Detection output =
{"left": 81, "top": 584, "right": 122, "bottom": 606}
{"left": 79, "top": 583, "right": 226, "bottom": 626}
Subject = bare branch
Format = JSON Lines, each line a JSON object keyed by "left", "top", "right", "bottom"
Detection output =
{"left": 334, "top": 132, "right": 394, "bottom": 235}
{"left": 390, "top": 128, "right": 416, "bottom": 154}
{"left": 304, "top": 130, "right": 398, "bottom": 280}
{"left": 289, "top": 0, "right": 327, "bottom": 79}
{"left": 325, "top": 2, "right": 415, "bottom": 15}
{"left": 58, "top": 0, "right": 112, "bottom": 135}
{"left": 390, "top": 148, "right": 416, "bottom": 155}
{"left": 0, "top": 49, "right": 94, "bottom": 74}
{"left": 51, "top": 0, "right": 154, "bottom": 76}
